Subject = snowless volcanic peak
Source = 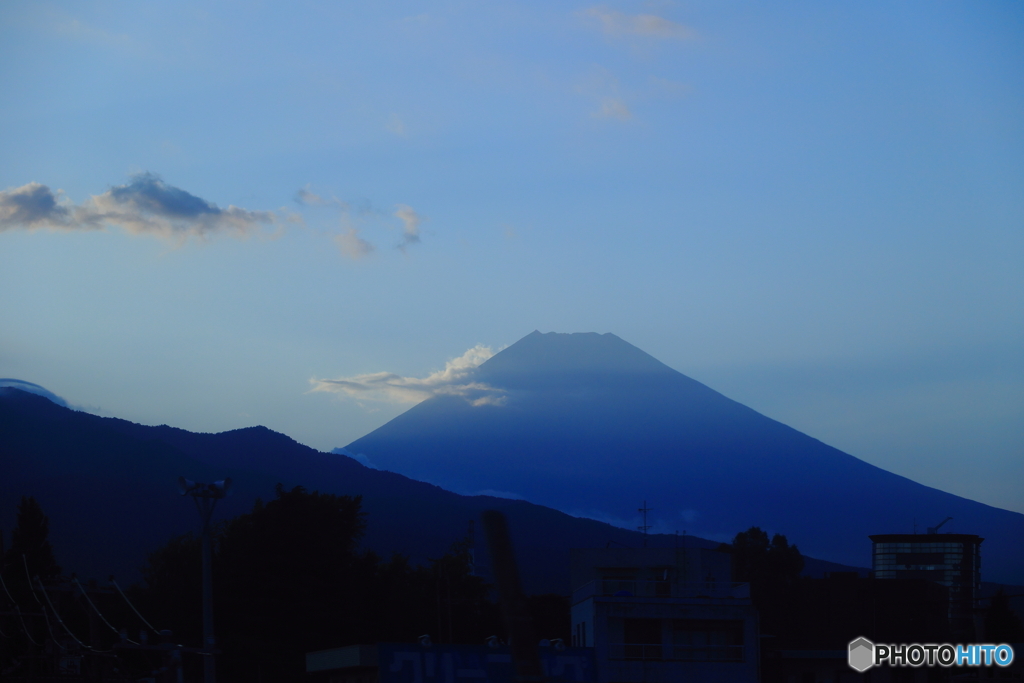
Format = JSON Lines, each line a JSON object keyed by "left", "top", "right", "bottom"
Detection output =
{"left": 475, "top": 331, "right": 674, "bottom": 378}
{"left": 345, "top": 330, "right": 1024, "bottom": 584}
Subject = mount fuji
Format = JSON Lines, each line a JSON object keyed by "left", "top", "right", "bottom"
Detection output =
{"left": 345, "top": 331, "right": 1024, "bottom": 583}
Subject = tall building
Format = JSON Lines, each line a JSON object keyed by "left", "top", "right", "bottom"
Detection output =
{"left": 570, "top": 547, "right": 759, "bottom": 683}
{"left": 869, "top": 532, "right": 983, "bottom": 636}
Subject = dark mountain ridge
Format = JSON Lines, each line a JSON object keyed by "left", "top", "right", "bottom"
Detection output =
{"left": 1, "top": 386, "right": 786, "bottom": 595}
{"left": 346, "top": 331, "right": 1024, "bottom": 584}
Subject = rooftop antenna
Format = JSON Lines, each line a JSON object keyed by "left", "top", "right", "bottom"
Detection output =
{"left": 927, "top": 517, "right": 953, "bottom": 535}
{"left": 638, "top": 501, "right": 652, "bottom": 547}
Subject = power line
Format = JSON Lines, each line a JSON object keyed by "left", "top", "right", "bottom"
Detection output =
{"left": 34, "top": 575, "right": 113, "bottom": 653}
{"left": 0, "top": 563, "right": 20, "bottom": 606}
{"left": 21, "top": 556, "right": 66, "bottom": 651}
{"left": 72, "top": 576, "right": 139, "bottom": 645}
{"left": 110, "top": 577, "right": 160, "bottom": 635}
{"left": 0, "top": 564, "right": 42, "bottom": 645}
{"left": 14, "top": 606, "right": 41, "bottom": 646}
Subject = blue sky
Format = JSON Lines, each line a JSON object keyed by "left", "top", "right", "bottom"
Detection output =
{"left": 1, "top": 1, "right": 1021, "bottom": 514}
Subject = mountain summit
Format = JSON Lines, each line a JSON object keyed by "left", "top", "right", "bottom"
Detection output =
{"left": 476, "top": 331, "right": 674, "bottom": 381}
{"left": 346, "top": 331, "right": 1024, "bottom": 583}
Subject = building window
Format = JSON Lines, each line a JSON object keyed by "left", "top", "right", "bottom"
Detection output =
{"left": 599, "top": 570, "right": 638, "bottom": 596}
{"left": 622, "top": 618, "right": 662, "bottom": 660}
{"left": 671, "top": 619, "right": 744, "bottom": 662}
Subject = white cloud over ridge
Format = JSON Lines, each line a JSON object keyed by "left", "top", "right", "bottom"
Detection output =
{"left": 310, "top": 345, "right": 505, "bottom": 406}
{"left": 0, "top": 174, "right": 279, "bottom": 241}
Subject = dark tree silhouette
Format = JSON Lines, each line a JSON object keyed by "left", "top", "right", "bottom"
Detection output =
{"left": 137, "top": 532, "right": 204, "bottom": 645}
{"left": 985, "top": 588, "right": 1024, "bottom": 642}
{"left": 140, "top": 484, "right": 503, "bottom": 682}
{"left": 721, "top": 526, "right": 804, "bottom": 636}
{"left": 6, "top": 496, "right": 61, "bottom": 581}
{"left": 727, "top": 526, "right": 804, "bottom": 586}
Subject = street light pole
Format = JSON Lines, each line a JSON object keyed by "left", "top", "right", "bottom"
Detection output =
{"left": 178, "top": 477, "right": 231, "bottom": 683}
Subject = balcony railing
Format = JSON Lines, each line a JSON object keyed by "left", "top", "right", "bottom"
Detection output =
{"left": 572, "top": 580, "right": 750, "bottom": 604}
{"left": 608, "top": 643, "right": 744, "bottom": 662}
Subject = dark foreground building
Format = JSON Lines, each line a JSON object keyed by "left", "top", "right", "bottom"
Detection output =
{"left": 305, "top": 642, "right": 596, "bottom": 683}
{"left": 870, "top": 533, "right": 983, "bottom": 638}
{"left": 761, "top": 572, "right": 952, "bottom": 682}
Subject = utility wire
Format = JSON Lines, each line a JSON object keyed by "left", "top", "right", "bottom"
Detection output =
{"left": 35, "top": 576, "right": 87, "bottom": 650}
{"left": 0, "top": 567, "right": 42, "bottom": 646}
{"left": 34, "top": 575, "right": 113, "bottom": 653}
{"left": 0, "top": 564, "right": 19, "bottom": 606}
{"left": 14, "top": 606, "right": 41, "bottom": 647}
{"left": 22, "top": 556, "right": 66, "bottom": 651}
{"left": 72, "top": 577, "right": 139, "bottom": 645}
{"left": 110, "top": 577, "right": 159, "bottom": 635}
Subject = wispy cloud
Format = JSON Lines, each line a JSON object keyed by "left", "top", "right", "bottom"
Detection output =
{"left": 294, "top": 185, "right": 348, "bottom": 209}
{"left": 594, "top": 97, "right": 632, "bottom": 120}
{"left": 575, "top": 68, "right": 634, "bottom": 122}
{"left": 334, "top": 228, "right": 374, "bottom": 260}
{"left": 1, "top": 174, "right": 279, "bottom": 241}
{"left": 52, "top": 14, "right": 135, "bottom": 51}
{"left": 394, "top": 204, "right": 423, "bottom": 250}
{"left": 581, "top": 6, "right": 696, "bottom": 40}
{"left": 310, "top": 345, "right": 505, "bottom": 406}
{"left": 386, "top": 113, "right": 407, "bottom": 136}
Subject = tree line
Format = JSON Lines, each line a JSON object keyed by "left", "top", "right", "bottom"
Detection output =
{"left": 3, "top": 494, "right": 1020, "bottom": 682}
{"left": 1, "top": 489, "right": 567, "bottom": 682}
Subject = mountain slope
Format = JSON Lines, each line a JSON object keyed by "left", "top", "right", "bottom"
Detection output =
{"left": 0, "top": 386, "right": 736, "bottom": 594}
{"left": 345, "top": 331, "right": 1024, "bottom": 583}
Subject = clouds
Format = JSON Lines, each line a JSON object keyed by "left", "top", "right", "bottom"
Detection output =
{"left": 581, "top": 7, "right": 696, "bottom": 40}
{"left": 310, "top": 345, "right": 505, "bottom": 406}
{"left": 90, "top": 173, "right": 277, "bottom": 239}
{"left": 594, "top": 97, "right": 632, "bottom": 121}
{"left": 0, "top": 183, "right": 75, "bottom": 230}
{"left": 575, "top": 69, "right": 635, "bottom": 121}
{"left": 294, "top": 186, "right": 347, "bottom": 209}
{"left": 573, "top": 7, "right": 697, "bottom": 122}
{"left": 0, "top": 379, "right": 70, "bottom": 408}
{"left": 1, "top": 175, "right": 430, "bottom": 261}
{"left": 1, "top": 173, "right": 278, "bottom": 240}
{"left": 394, "top": 204, "right": 423, "bottom": 251}
{"left": 297, "top": 185, "right": 427, "bottom": 259}
{"left": 334, "top": 228, "right": 374, "bottom": 259}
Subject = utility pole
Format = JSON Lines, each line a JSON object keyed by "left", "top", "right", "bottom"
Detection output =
{"left": 638, "top": 501, "right": 652, "bottom": 547}
{"left": 178, "top": 477, "right": 231, "bottom": 683}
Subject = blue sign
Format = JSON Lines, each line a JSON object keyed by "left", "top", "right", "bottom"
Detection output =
{"left": 377, "top": 644, "right": 595, "bottom": 683}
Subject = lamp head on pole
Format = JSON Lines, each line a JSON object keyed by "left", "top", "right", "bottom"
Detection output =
{"left": 178, "top": 477, "right": 232, "bottom": 499}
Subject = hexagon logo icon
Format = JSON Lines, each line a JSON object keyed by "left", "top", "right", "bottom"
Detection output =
{"left": 848, "top": 637, "right": 875, "bottom": 672}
